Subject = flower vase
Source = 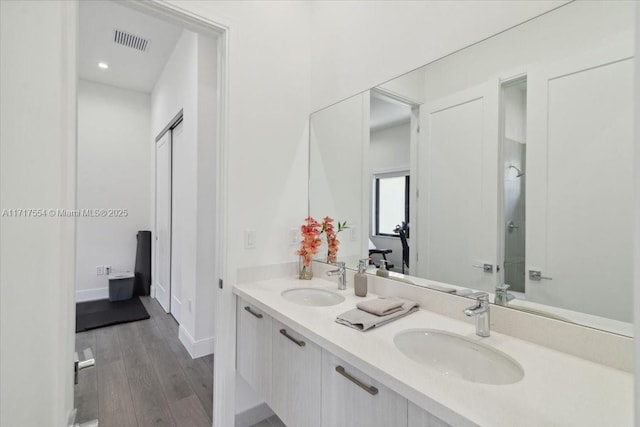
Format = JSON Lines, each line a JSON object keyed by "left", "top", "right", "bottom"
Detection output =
{"left": 299, "top": 258, "right": 313, "bottom": 280}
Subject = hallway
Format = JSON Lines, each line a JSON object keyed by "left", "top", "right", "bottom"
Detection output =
{"left": 74, "top": 297, "right": 213, "bottom": 427}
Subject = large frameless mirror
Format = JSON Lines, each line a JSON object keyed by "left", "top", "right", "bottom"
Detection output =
{"left": 309, "top": 1, "right": 635, "bottom": 336}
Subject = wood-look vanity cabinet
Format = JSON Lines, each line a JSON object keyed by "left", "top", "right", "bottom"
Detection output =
{"left": 236, "top": 297, "right": 449, "bottom": 427}
{"left": 271, "top": 319, "right": 322, "bottom": 427}
{"left": 236, "top": 299, "right": 272, "bottom": 401}
{"left": 320, "top": 350, "right": 407, "bottom": 427}
{"left": 408, "top": 402, "right": 451, "bottom": 427}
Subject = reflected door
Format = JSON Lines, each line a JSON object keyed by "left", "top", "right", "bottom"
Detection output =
{"left": 417, "top": 81, "right": 499, "bottom": 291}
{"left": 527, "top": 41, "right": 634, "bottom": 321}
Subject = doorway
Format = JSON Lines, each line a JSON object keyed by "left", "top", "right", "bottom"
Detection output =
{"left": 500, "top": 77, "right": 528, "bottom": 293}
{"left": 74, "top": 0, "right": 226, "bottom": 425}
{"left": 368, "top": 90, "right": 416, "bottom": 275}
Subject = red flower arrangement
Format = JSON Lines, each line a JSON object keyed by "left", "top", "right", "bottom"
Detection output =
{"left": 296, "top": 216, "right": 322, "bottom": 269}
{"left": 322, "top": 217, "right": 348, "bottom": 264}
{"left": 296, "top": 216, "right": 348, "bottom": 279}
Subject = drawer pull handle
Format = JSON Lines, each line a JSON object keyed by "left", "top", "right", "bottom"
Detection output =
{"left": 244, "top": 306, "right": 263, "bottom": 319}
{"left": 335, "top": 365, "right": 379, "bottom": 396}
{"left": 280, "top": 329, "right": 306, "bottom": 347}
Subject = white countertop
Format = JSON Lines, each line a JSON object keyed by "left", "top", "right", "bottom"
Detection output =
{"left": 233, "top": 277, "right": 633, "bottom": 427}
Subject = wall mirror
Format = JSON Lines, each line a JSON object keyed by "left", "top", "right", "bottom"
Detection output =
{"left": 309, "top": 1, "right": 635, "bottom": 336}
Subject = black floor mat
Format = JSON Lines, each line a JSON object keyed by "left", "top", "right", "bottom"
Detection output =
{"left": 76, "top": 297, "right": 150, "bottom": 332}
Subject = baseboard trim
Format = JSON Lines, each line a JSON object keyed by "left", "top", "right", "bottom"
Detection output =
{"left": 234, "top": 402, "right": 274, "bottom": 427}
{"left": 171, "top": 296, "right": 182, "bottom": 324}
{"left": 178, "top": 325, "right": 215, "bottom": 358}
{"left": 76, "top": 287, "right": 108, "bottom": 302}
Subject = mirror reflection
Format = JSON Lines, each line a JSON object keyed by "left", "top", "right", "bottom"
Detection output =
{"left": 309, "top": 1, "right": 635, "bottom": 336}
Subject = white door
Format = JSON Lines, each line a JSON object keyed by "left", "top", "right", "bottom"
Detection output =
{"left": 155, "top": 132, "right": 172, "bottom": 313}
{"left": 416, "top": 81, "right": 499, "bottom": 292}
{"left": 526, "top": 41, "right": 634, "bottom": 321}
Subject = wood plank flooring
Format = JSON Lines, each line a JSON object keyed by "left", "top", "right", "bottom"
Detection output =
{"left": 74, "top": 297, "right": 213, "bottom": 427}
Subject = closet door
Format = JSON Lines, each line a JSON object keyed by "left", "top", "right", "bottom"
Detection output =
{"left": 526, "top": 40, "right": 634, "bottom": 320}
{"left": 169, "top": 120, "right": 186, "bottom": 321}
{"left": 416, "top": 81, "right": 499, "bottom": 291}
{"left": 155, "top": 132, "right": 171, "bottom": 313}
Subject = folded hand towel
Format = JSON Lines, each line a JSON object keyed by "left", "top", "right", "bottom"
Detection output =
{"left": 356, "top": 297, "right": 404, "bottom": 316}
{"left": 336, "top": 298, "right": 419, "bottom": 331}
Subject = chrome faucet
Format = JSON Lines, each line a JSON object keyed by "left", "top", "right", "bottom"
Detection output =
{"left": 327, "top": 261, "right": 346, "bottom": 290}
{"left": 494, "top": 284, "right": 515, "bottom": 306}
{"left": 464, "top": 292, "right": 490, "bottom": 337}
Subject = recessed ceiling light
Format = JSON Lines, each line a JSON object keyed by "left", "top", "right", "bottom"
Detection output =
{"left": 97, "top": 62, "right": 109, "bottom": 70}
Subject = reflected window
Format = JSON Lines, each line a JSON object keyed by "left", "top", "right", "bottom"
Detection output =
{"left": 374, "top": 172, "right": 409, "bottom": 237}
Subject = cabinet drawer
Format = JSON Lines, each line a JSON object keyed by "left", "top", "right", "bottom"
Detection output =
{"left": 271, "top": 320, "right": 322, "bottom": 427}
{"left": 321, "top": 350, "right": 407, "bottom": 427}
{"left": 408, "top": 401, "right": 451, "bottom": 427}
{"left": 236, "top": 298, "right": 272, "bottom": 401}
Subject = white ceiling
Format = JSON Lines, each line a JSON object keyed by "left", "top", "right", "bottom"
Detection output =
{"left": 370, "top": 92, "right": 412, "bottom": 132}
{"left": 79, "top": 1, "right": 183, "bottom": 93}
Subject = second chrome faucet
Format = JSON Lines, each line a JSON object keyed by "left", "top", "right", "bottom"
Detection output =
{"left": 326, "top": 261, "right": 346, "bottom": 290}
{"left": 464, "top": 292, "right": 490, "bottom": 337}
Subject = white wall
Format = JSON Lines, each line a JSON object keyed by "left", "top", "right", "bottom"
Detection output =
{"left": 309, "top": 92, "right": 369, "bottom": 267}
{"left": 160, "top": 2, "right": 312, "bottom": 425}
{"left": 76, "top": 80, "right": 151, "bottom": 301}
{"left": 151, "top": 29, "right": 218, "bottom": 357}
{"left": 0, "top": 1, "right": 76, "bottom": 425}
{"left": 152, "top": 29, "right": 198, "bottom": 334}
{"left": 370, "top": 123, "right": 410, "bottom": 173}
{"left": 309, "top": 0, "right": 567, "bottom": 111}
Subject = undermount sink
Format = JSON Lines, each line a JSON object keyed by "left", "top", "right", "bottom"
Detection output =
{"left": 281, "top": 288, "right": 345, "bottom": 307}
{"left": 394, "top": 329, "right": 524, "bottom": 385}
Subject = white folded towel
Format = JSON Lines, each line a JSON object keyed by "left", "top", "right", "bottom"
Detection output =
{"left": 336, "top": 297, "right": 419, "bottom": 331}
{"left": 356, "top": 297, "right": 404, "bottom": 316}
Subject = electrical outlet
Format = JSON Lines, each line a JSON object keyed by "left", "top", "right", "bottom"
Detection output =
{"left": 290, "top": 228, "right": 298, "bottom": 245}
{"left": 96, "top": 266, "right": 104, "bottom": 276}
{"left": 244, "top": 229, "right": 257, "bottom": 249}
{"left": 104, "top": 265, "right": 111, "bottom": 275}
{"left": 350, "top": 227, "right": 357, "bottom": 242}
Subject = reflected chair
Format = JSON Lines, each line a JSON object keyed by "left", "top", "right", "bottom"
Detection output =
{"left": 368, "top": 239, "right": 394, "bottom": 270}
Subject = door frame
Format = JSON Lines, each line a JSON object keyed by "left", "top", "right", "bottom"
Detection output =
{"left": 496, "top": 72, "right": 528, "bottom": 293}
{"left": 110, "top": 1, "right": 231, "bottom": 425}
{"left": 369, "top": 88, "right": 420, "bottom": 274}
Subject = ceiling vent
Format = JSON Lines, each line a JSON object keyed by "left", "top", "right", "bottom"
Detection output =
{"left": 114, "top": 29, "right": 149, "bottom": 52}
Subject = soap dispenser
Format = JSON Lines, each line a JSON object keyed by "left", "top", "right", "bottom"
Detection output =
{"left": 354, "top": 258, "right": 369, "bottom": 297}
{"left": 376, "top": 259, "right": 390, "bottom": 278}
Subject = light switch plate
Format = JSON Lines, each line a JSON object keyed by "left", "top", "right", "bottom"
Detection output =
{"left": 350, "top": 227, "right": 357, "bottom": 242}
{"left": 245, "top": 229, "right": 257, "bottom": 249}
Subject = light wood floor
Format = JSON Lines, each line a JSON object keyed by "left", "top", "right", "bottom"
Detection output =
{"left": 74, "top": 296, "right": 213, "bottom": 427}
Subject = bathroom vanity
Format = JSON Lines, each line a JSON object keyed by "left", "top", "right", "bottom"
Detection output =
{"left": 233, "top": 271, "right": 633, "bottom": 427}
{"left": 234, "top": 2, "right": 636, "bottom": 426}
